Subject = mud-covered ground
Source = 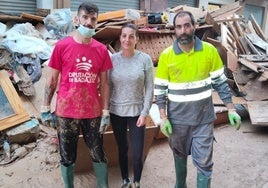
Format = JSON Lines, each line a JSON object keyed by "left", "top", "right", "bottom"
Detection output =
{"left": 0, "top": 118, "right": 268, "bottom": 188}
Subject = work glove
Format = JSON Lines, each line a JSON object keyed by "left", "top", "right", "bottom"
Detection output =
{"left": 99, "top": 110, "right": 110, "bottom": 134}
{"left": 40, "top": 105, "right": 57, "bottom": 128}
{"left": 160, "top": 118, "right": 173, "bottom": 137}
{"left": 228, "top": 109, "right": 241, "bottom": 130}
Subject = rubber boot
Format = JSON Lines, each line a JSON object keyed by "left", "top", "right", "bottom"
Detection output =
{"left": 93, "top": 162, "right": 109, "bottom": 188}
{"left": 174, "top": 157, "right": 187, "bottom": 188}
{"left": 61, "top": 164, "right": 74, "bottom": 188}
{"left": 197, "top": 172, "right": 211, "bottom": 188}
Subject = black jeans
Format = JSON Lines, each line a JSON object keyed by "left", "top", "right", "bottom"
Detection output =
{"left": 110, "top": 113, "right": 145, "bottom": 182}
{"left": 57, "top": 116, "right": 107, "bottom": 166}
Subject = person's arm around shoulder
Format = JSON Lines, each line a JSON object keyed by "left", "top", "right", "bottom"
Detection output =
{"left": 40, "top": 67, "right": 60, "bottom": 127}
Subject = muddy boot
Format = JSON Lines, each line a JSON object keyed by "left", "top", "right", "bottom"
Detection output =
{"left": 174, "top": 157, "right": 187, "bottom": 188}
{"left": 93, "top": 162, "right": 109, "bottom": 188}
{"left": 61, "top": 164, "right": 74, "bottom": 188}
{"left": 197, "top": 172, "right": 211, "bottom": 188}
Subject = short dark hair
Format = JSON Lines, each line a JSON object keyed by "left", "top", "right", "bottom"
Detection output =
{"left": 78, "top": 2, "right": 99, "bottom": 15}
{"left": 121, "top": 23, "right": 139, "bottom": 37}
{"left": 173, "top": 11, "right": 195, "bottom": 26}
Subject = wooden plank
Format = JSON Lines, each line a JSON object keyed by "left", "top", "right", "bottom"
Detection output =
{"left": 243, "top": 77, "right": 268, "bottom": 101}
{"left": 244, "top": 35, "right": 263, "bottom": 55}
{"left": 249, "top": 14, "right": 267, "bottom": 42}
{"left": 247, "top": 101, "right": 268, "bottom": 125}
{"left": 204, "top": 13, "right": 221, "bottom": 35}
{"left": 239, "top": 54, "right": 268, "bottom": 62}
{"left": 213, "top": 9, "right": 242, "bottom": 22}
{"left": 238, "top": 58, "right": 268, "bottom": 79}
{"left": 245, "top": 33, "right": 268, "bottom": 51}
{"left": 210, "top": 1, "right": 240, "bottom": 18}
{"left": 97, "top": 9, "right": 126, "bottom": 22}
{"left": 227, "top": 50, "right": 238, "bottom": 72}
{"left": 246, "top": 20, "right": 257, "bottom": 35}
{"left": 20, "top": 12, "right": 44, "bottom": 22}
{"left": 238, "top": 36, "right": 252, "bottom": 54}
{"left": 0, "top": 14, "right": 29, "bottom": 23}
{"left": 213, "top": 17, "right": 242, "bottom": 23}
{"left": 221, "top": 23, "right": 237, "bottom": 55}
{"left": 94, "top": 26, "right": 121, "bottom": 40}
{"left": 227, "top": 21, "right": 246, "bottom": 54}
{"left": 233, "top": 20, "right": 244, "bottom": 37}
{"left": 105, "top": 20, "right": 130, "bottom": 26}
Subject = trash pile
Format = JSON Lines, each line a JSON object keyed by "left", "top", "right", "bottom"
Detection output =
{"left": 0, "top": 1, "right": 267, "bottom": 166}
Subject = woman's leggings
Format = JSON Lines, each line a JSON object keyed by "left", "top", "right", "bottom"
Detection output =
{"left": 110, "top": 113, "right": 145, "bottom": 182}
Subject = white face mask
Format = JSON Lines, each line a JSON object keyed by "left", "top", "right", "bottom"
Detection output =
{"left": 77, "top": 25, "right": 96, "bottom": 38}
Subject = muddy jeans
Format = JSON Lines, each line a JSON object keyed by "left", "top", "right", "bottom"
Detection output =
{"left": 56, "top": 116, "right": 107, "bottom": 166}
{"left": 169, "top": 122, "right": 214, "bottom": 177}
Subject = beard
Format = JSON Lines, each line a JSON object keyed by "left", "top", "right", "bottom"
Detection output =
{"left": 176, "top": 33, "right": 194, "bottom": 44}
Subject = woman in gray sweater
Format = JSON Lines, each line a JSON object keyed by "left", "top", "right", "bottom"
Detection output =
{"left": 109, "top": 23, "right": 154, "bottom": 188}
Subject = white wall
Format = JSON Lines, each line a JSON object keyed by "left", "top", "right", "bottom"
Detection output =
{"left": 199, "top": 0, "right": 236, "bottom": 10}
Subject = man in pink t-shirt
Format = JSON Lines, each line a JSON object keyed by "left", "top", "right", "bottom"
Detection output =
{"left": 40, "top": 2, "right": 112, "bottom": 187}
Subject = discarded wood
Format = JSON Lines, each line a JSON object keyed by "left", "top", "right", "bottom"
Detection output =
{"left": 247, "top": 101, "right": 268, "bottom": 125}
{"left": 249, "top": 14, "right": 267, "bottom": 42}
{"left": 244, "top": 35, "right": 263, "bottom": 55}
{"left": 238, "top": 58, "right": 268, "bottom": 80}
{"left": 239, "top": 54, "right": 268, "bottom": 62}
{"left": 98, "top": 9, "right": 126, "bottom": 22}
{"left": 105, "top": 20, "right": 130, "bottom": 26}
{"left": 209, "top": 1, "right": 241, "bottom": 19}
{"left": 227, "top": 50, "right": 238, "bottom": 72}
{"left": 204, "top": 12, "right": 221, "bottom": 35}
{"left": 20, "top": 12, "right": 44, "bottom": 22}
{"left": 246, "top": 20, "right": 257, "bottom": 35}
{"left": 94, "top": 26, "right": 121, "bottom": 40}
{"left": 238, "top": 36, "right": 252, "bottom": 54}
{"left": 221, "top": 23, "right": 237, "bottom": 55}
{"left": 233, "top": 19, "right": 244, "bottom": 37}
{"left": 227, "top": 21, "right": 246, "bottom": 54}
{"left": 0, "top": 14, "right": 28, "bottom": 23}
{"left": 245, "top": 33, "right": 268, "bottom": 51}
{"left": 213, "top": 17, "right": 242, "bottom": 23}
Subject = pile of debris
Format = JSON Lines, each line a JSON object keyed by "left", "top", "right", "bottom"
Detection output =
{"left": 0, "top": 1, "right": 267, "bottom": 166}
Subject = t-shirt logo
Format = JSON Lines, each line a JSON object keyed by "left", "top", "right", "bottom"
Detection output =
{"left": 68, "top": 56, "right": 97, "bottom": 83}
{"left": 76, "top": 56, "right": 92, "bottom": 71}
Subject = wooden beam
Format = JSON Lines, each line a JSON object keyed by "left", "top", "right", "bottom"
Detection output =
{"left": 98, "top": 10, "right": 126, "bottom": 22}
{"left": 249, "top": 14, "right": 267, "bottom": 42}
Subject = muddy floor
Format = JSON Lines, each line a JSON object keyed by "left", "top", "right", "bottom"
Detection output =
{"left": 0, "top": 118, "right": 268, "bottom": 188}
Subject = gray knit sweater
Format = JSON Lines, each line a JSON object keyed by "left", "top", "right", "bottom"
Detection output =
{"left": 109, "top": 50, "right": 154, "bottom": 117}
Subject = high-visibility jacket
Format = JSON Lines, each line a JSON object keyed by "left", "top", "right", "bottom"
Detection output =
{"left": 154, "top": 36, "right": 232, "bottom": 126}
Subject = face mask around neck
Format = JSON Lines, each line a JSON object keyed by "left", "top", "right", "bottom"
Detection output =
{"left": 77, "top": 25, "right": 96, "bottom": 38}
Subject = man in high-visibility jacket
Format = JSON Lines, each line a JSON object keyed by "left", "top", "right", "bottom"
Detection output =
{"left": 154, "top": 11, "right": 241, "bottom": 188}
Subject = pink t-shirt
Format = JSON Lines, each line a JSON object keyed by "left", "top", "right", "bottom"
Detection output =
{"left": 49, "top": 36, "right": 112, "bottom": 119}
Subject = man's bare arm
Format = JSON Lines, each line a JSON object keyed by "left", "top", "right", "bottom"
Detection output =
{"left": 43, "top": 68, "right": 60, "bottom": 106}
{"left": 99, "top": 71, "right": 110, "bottom": 110}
